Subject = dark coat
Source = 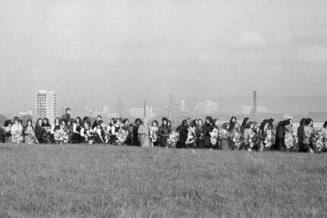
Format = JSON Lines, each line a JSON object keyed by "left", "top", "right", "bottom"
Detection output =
{"left": 158, "top": 125, "right": 170, "bottom": 147}
{"left": 274, "top": 120, "right": 291, "bottom": 151}
{"left": 177, "top": 125, "right": 188, "bottom": 148}
{"left": 202, "top": 123, "right": 213, "bottom": 148}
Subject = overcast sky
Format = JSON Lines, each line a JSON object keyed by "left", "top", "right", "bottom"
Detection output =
{"left": 0, "top": 0, "right": 326, "bottom": 113}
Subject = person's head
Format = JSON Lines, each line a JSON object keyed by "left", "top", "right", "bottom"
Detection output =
{"left": 205, "top": 116, "right": 213, "bottom": 125}
{"left": 83, "top": 119, "right": 91, "bottom": 129}
{"left": 305, "top": 118, "right": 313, "bottom": 127}
{"left": 245, "top": 121, "right": 253, "bottom": 129}
{"left": 122, "top": 118, "right": 129, "bottom": 126}
{"left": 181, "top": 119, "right": 188, "bottom": 127}
{"left": 152, "top": 120, "right": 159, "bottom": 127}
{"left": 65, "top": 107, "right": 71, "bottom": 114}
{"left": 222, "top": 122, "right": 230, "bottom": 130}
{"left": 299, "top": 118, "right": 306, "bottom": 127}
{"left": 162, "top": 117, "right": 168, "bottom": 125}
{"left": 241, "top": 117, "right": 250, "bottom": 127}
{"left": 268, "top": 118, "right": 274, "bottom": 129}
{"left": 35, "top": 118, "right": 42, "bottom": 127}
{"left": 13, "top": 116, "right": 20, "bottom": 124}
{"left": 324, "top": 121, "right": 327, "bottom": 129}
{"left": 135, "top": 118, "right": 141, "bottom": 126}
{"left": 54, "top": 117, "right": 60, "bottom": 126}
{"left": 4, "top": 120, "right": 12, "bottom": 128}
{"left": 260, "top": 119, "right": 268, "bottom": 131}
{"left": 60, "top": 119, "right": 66, "bottom": 127}
{"left": 26, "top": 119, "right": 33, "bottom": 127}
{"left": 198, "top": 119, "right": 203, "bottom": 126}
{"left": 230, "top": 116, "right": 237, "bottom": 124}
{"left": 75, "top": 117, "right": 82, "bottom": 125}
{"left": 189, "top": 120, "right": 197, "bottom": 128}
{"left": 42, "top": 118, "right": 49, "bottom": 125}
{"left": 97, "top": 115, "right": 102, "bottom": 121}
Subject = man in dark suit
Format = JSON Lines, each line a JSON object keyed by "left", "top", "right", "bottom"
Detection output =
{"left": 61, "top": 107, "right": 72, "bottom": 122}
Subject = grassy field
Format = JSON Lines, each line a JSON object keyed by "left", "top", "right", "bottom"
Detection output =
{"left": 0, "top": 144, "right": 326, "bottom": 218}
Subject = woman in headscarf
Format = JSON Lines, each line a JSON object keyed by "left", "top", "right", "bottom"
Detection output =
{"left": 176, "top": 119, "right": 188, "bottom": 148}
{"left": 274, "top": 119, "right": 292, "bottom": 151}
{"left": 203, "top": 116, "right": 214, "bottom": 149}
{"left": 297, "top": 118, "right": 307, "bottom": 152}
{"left": 240, "top": 117, "right": 250, "bottom": 135}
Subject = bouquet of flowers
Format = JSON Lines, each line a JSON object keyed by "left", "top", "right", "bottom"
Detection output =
{"left": 186, "top": 127, "right": 196, "bottom": 145}
{"left": 12, "top": 131, "right": 23, "bottom": 143}
{"left": 263, "top": 130, "right": 274, "bottom": 149}
{"left": 117, "top": 129, "right": 129, "bottom": 145}
{"left": 232, "top": 132, "right": 241, "bottom": 150}
{"left": 249, "top": 130, "right": 260, "bottom": 150}
{"left": 54, "top": 129, "right": 69, "bottom": 144}
{"left": 312, "top": 129, "right": 324, "bottom": 153}
{"left": 210, "top": 128, "right": 219, "bottom": 146}
{"left": 167, "top": 131, "right": 179, "bottom": 148}
{"left": 149, "top": 127, "right": 158, "bottom": 143}
{"left": 284, "top": 131, "right": 295, "bottom": 150}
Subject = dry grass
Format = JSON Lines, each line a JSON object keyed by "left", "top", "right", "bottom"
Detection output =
{"left": 0, "top": 144, "right": 326, "bottom": 218}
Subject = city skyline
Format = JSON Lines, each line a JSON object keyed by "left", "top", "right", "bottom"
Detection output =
{"left": 1, "top": 0, "right": 327, "bottom": 113}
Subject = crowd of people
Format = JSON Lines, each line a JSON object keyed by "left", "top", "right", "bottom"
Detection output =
{"left": 1, "top": 108, "right": 327, "bottom": 153}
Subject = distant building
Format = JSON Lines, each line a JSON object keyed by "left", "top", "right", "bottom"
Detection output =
{"left": 237, "top": 105, "right": 270, "bottom": 115}
{"left": 194, "top": 100, "right": 218, "bottom": 114}
{"left": 129, "top": 106, "right": 155, "bottom": 119}
{"left": 35, "top": 90, "right": 58, "bottom": 124}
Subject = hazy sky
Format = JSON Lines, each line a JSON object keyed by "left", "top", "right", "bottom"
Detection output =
{"left": 0, "top": 0, "right": 326, "bottom": 113}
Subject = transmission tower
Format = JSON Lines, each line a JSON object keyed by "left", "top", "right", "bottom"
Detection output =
{"left": 168, "top": 94, "right": 174, "bottom": 124}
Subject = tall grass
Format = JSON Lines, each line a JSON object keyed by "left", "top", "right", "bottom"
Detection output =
{"left": 0, "top": 144, "right": 326, "bottom": 217}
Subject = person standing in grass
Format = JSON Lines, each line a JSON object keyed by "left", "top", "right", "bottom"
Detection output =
{"left": 54, "top": 119, "right": 69, "bottom": 144}
{"left": 185, "top": 120, "right": 197, "bottom": 148}
{"left": 297, "top": 118, "right": 307, "bottom": 152}
{"left": 23, "top": 119, "right": 38, "bottom": 144}
{"left": 41, "top": 118, "right": 52, "bottom": 144}
{"left": 1, "top": 120, "right": 12, "bottom": 143}
{"left": 81, "top": 119, "right": 96, "bottom": 144}
{"left": 303, "top": 118, "right": 314, "bottom": 153}
{"left": 320, "top": 121, "right": 327, "bottom": 152}
{"left": 61, "top": 107, "right": 72, "bottom": 123}
{"left": 195, "top": 119, "right": 204, "bottom": 148}
{"left": 132, "top": 118, "right": 141, "bottom": 146}
{"left": 158, "top": 117, "right": 170, "bottom": 147}
{"left": 11, "top": 117, "right": 23, "bottom": 143}
{"left": 203, "top": 116, "right": 214, "bottom": 149}
{"left": 149, "top": 120, "right": 159, "bottom": 147}
{"left": 176, "top": 120, "right": 189, "bottom": 148}
{"left": 274, "top": 119, "right": 292, "bottom": 151}
{"left": 138, "top": 119, "right": 151, "bottom": 148}
{"left": 71, "top": 117, "right": 83, "bottom": 144}
{"left": 210, "top": 119, "right": 220, "bottom": 149}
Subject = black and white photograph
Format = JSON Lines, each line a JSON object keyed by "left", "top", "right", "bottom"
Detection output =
{"left": 0, "top": 0, "right": 327, "bottom": 217}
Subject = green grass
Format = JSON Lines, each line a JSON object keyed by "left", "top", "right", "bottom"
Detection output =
{"left": 0, "top": 144, "right": 326, "bottom": 218}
